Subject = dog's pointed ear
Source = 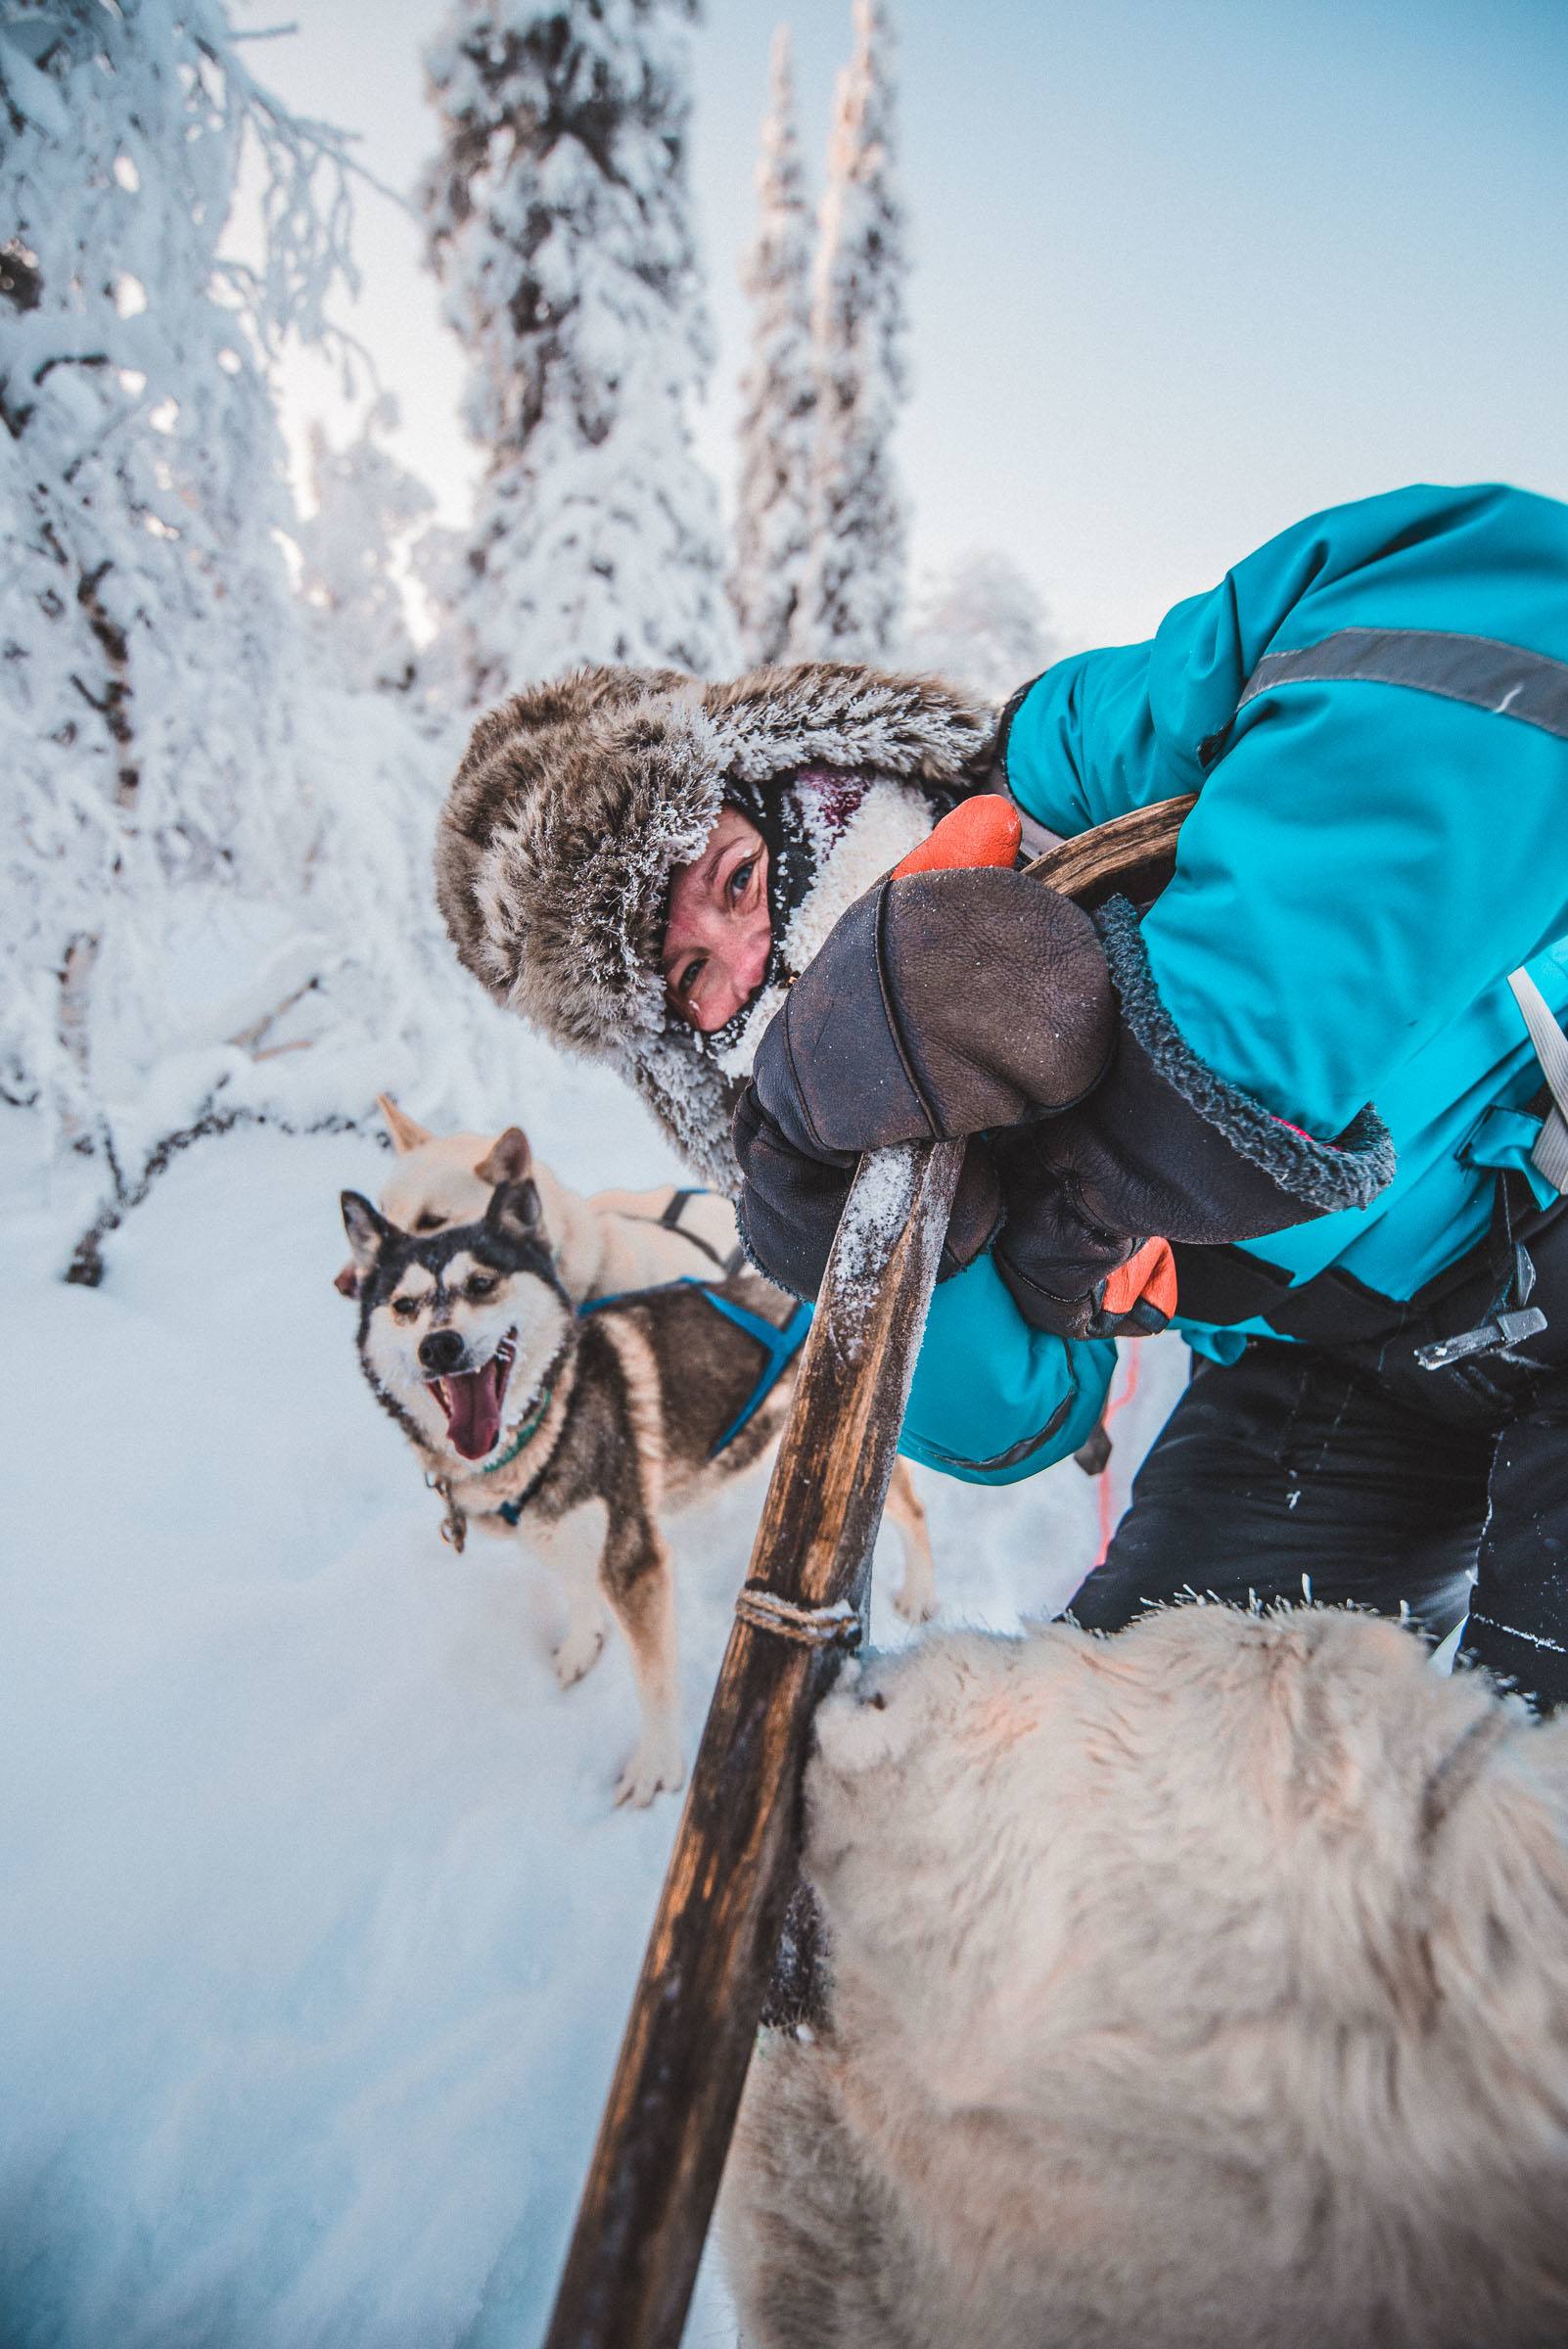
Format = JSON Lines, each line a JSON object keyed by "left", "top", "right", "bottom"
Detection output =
{"left": 476, "top": 1126, "right": 532, "bottom": 1188}
{"left": 377, "top": 1094, "right": 432, "bottom": 1155}
{"left": 484, "top": 1177, "right": 541, "bottom": 1246}
{"left": 342, "top": 1190, "right": 392, "bottom": 1270}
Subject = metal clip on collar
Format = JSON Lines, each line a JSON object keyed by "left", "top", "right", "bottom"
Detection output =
{"left": 426, "top": 1470, "right": 468, "bottom": 1552}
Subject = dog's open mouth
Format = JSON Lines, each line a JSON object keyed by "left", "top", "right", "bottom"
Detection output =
{"left": 428, "top": 1330, "right": 518, "bottom": 1461}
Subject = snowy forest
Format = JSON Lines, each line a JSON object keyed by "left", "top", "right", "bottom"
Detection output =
{"left": 2, "top": 0, "right": 1053, "bottom": 1205}
{"left": 10, "top": 0, "right": 1568, "bottom": 2341}
{"left": 1, "top": 4, "right": 1101, "bottom": 2342}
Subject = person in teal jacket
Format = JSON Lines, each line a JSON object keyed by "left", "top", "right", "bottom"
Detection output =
{"left": 436, "top": 483, "right": 1568, "bottom": 1710}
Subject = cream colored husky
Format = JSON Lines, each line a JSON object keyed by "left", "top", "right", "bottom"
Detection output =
{"left": 335, "top": 1092, "right": 746, "bottom": 1304}
{"left": 722, "top": 1603, "right": 1568, "bottom": 2347}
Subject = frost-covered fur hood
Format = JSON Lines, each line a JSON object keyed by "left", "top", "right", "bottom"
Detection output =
{"left": 436, "top": 662, "right": 995, "bottom": 1186}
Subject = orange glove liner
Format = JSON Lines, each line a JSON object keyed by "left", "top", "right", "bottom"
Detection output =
{"left": 1101, "top": 1235, "right": 1178, "bottom": 1323}
{"left": 892, "top": 792, "right": 1021, "bottom": 880}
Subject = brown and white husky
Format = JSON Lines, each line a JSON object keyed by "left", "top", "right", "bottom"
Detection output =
{"left": 341, "top": 1127, "right": 937, "bottom": 1805}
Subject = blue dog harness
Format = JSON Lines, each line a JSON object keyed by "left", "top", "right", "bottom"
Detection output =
{"left": 488, "top": 1280, "right": 810, "bottom": 1528}
{"left": 577, "top": 1278, "right": 812, "bottom": 1455}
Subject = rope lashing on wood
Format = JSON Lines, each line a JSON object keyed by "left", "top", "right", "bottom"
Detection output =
{"left": 732, "top": 1585, "right": 864, "bottom": 1649}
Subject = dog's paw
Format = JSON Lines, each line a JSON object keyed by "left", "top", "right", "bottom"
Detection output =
{"left": 553, "top": 1619, "right": 607, "bottom": 1689}
{"left": 893, "top": 1579, "right": 939, "bottom": 1627}
{"left": 615, "top": 1728, "right": 686, "bottom": 1809}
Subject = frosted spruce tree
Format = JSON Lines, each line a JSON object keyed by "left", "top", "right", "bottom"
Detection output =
{"left": 729, "top": 26, "right": 815, "bottom": 667}
{"left": 2, "top": 3, "right": 549, "bottom": 1201}
{"left": 797, "top": 0, "right": 908, "bottom": 661}
{"left": 300, "top": 397, "right": 435, "bottom": 697}
{"left": 423, "top": 0, "right": 735, "bottom": 703}
{"left": 0, "top": 0, "right": 363, "bottom": 1149}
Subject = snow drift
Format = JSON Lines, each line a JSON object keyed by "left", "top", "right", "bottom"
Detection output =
{"left": 0, "top": 1102, "right": 1179, "bottom": 2346}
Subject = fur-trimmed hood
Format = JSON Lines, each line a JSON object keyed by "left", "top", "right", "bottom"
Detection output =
{"left": 436, "top": 662, "right": 996, "bottom": 1187}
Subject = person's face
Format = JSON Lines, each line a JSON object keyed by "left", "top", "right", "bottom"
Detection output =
{"left": 662, "top": 805, "right": 772, "bottom": 1033}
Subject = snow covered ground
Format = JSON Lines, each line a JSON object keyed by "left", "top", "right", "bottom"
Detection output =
{"left": 0, "top": 1080, "right": 1183, "bottom": 2349}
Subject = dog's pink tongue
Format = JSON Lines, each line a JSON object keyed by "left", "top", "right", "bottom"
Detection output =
{"left": 442, "top": 1360, "right": 504, "bottom": 1461}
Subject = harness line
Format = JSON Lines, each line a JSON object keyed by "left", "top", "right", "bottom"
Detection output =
{"left": 576, "top": 1279, "right": 812, "bottom": 1457}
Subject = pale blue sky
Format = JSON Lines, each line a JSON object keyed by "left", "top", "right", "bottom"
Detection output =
{"left": 259, "top": 0, "right": 1568, "bottom": 650}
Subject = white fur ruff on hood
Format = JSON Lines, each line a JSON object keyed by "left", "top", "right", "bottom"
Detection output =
{"left": 436, "top": 662, "right": 995, "bottom": 1187}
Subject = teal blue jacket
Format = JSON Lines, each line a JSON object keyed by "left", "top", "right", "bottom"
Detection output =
{"left": 899, "top": 483, "right": 1568, "bottom": 1484}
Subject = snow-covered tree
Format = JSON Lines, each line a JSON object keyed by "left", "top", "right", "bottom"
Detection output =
{"left": 796, "top": 0, "right": 908, "bottom": 661}
{"left": 0, "top": 0, "right": 355, "bottom": 1144}
{"left": 1, "top": 3, "right": 550, "bottom": 1202}
{"left": 405, "top": 520, "right": 474, "bottom": 714}
{"left": 422, "top": 0, "right": 735, "bottom": 703}
{"left": 730, "top": 25, "right": 815, "bottom": 668}
{"left": 300, "top": 395, "right": 435, "bottom": 696}
{"left": 904, "top": 551, "right": 1060, "bottom": 705}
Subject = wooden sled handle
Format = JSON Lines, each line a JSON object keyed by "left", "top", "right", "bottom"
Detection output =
{"left": 1027, "top": 789, "right": 1195, "bottom": 907}
{"left": 539, "top": 792, "right": 1194, "bottom": 2349}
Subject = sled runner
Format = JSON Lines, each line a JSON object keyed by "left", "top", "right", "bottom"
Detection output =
{"left": 541, "top": 793, "right": 1194, "bottom": 2349}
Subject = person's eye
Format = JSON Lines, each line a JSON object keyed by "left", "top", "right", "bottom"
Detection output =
{"left": 678, "top": 954, "right": 706, "bottom": 999}
{"left": 727, "top": 857, "right": 757, "bottom": 905}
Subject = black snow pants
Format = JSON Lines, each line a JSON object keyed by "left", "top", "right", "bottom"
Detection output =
{"left": 1070, "top": 1216, "right": 1568, "bottom": 1714}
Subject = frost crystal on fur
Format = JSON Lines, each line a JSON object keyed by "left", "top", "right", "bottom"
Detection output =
{"left": 796, "top": 0, "right": 908, "bottom": 662}
{"left": 437, "top": 661, "right": 994, "bottom": 1184}
{"left": 422, "top": 0, "right": 736, "bottom": 703}
{"left": 722, "top": 1605, "right": 1568, "bottom": 2349}
{"left": 730, "top": 29, "right": 816, "bottom": 668}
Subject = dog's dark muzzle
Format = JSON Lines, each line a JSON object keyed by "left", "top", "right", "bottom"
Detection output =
{"left": 418, "top": 1328, "right": 467, "bottom": 1376}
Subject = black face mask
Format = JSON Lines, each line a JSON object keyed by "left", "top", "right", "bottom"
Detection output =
{"left": 705, "top": 766, "right": 977, "bottom": 1056}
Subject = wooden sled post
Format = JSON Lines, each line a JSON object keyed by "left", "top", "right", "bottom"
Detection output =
{"left": 540, "top": 795, "right": 1194, "bottom": 2349}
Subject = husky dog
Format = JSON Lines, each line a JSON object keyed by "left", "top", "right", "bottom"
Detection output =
{"left": 353, "top": 1105, "right": 1115, "bottom": 1483}
{"left": 342, "top": 1131, "right": 937, "bottom": 1806}
{"left": 334, "top": 1093, "right": 744, "bottom": 1304}
{"left": 720, "top": 1604, "right": 1568, "bottom": 2347}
